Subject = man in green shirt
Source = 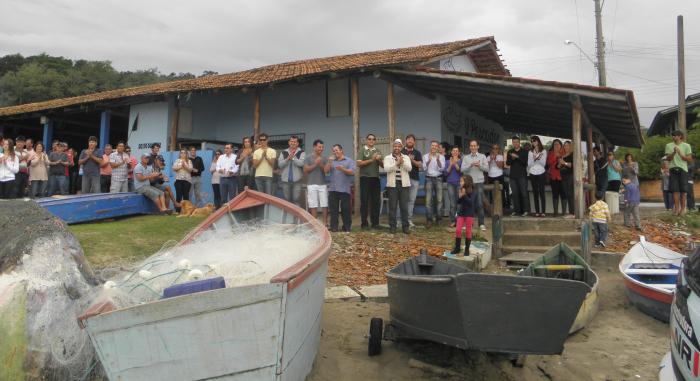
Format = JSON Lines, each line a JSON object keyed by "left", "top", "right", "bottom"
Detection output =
{"left": 356, "top": 133, "right": 383, "bottom": 229}
{"left": 665, "top": 130, "right": 693, "bottom": 215}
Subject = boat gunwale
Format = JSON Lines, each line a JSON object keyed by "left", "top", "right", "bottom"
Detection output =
{"left": 180, "top": 189, "right": 332, "bottom": 291}
{"left": 618, "top": 241, "right": 684, "bottom": 298}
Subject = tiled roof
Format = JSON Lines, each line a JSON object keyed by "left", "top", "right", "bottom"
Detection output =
{"left": 0, "top": 37, "right": 506, "bottom": 118}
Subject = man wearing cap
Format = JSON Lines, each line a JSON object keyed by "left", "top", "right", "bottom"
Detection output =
{"left": 506, "top": 135, "right": 530, "bottom": 216}
{"left": 401, "top": 134, "right": 422, "bottom": 226}
{"left": 665, "top": 130, "right": 693, "bottom": 215}
{"left": 384, "top": 139, "right": 412, "bottom": 234}
{"left": 356, "top": 133, "right": 383, "bottom": 229}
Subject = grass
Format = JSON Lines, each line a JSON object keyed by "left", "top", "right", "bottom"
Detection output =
{"left": 658, "top": 209, "right": 700, "bottom": 230}
{"left": 69, "top": 215, "right": 205, "bottom": 269}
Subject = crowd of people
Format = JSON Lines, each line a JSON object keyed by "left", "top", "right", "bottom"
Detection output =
{"left": 0, "top": 130, "right": 694, "bottom": 248}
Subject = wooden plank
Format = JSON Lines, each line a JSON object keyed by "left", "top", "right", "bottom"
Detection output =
{"left": 387, "top": 82, "right": 396, "bottom": 142}
{"left": 586, "top": 125, "right": 596, "bottom": 202}
{"left": 253, "top": 91, "right": 261, "bottom": 142}
{"left": 498, "top": 252, "right": 543, "bottom": 268}
{"left": 572, "top": 102, "right": 584, "bottom": 219}
{"left": 351, "top": 77, "right": 361, "bottom": 217}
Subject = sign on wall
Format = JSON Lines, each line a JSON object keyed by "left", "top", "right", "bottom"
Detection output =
{"left": 441, "top": 99, "right": 505, "bottom": 151}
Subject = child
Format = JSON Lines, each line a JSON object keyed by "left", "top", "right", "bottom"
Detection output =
{"left": 588, "top": 192, "right": 611, "bottom": 248}
{"left": 451, "top": 175, "right": 477, "bottom": 255}
{"left": 661, "top": 160, "right": 671, "bottom": 211}
{"left": 622, "top": 175, "right": 642, "bottom": 230}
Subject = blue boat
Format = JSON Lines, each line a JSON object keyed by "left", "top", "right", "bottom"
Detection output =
{"left": 36, "top": 192, "right": 160, "bottom": 224}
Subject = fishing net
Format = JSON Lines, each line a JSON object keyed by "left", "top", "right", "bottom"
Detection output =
{"left": 98, "top": 220, "right": 322, "bottom": 306}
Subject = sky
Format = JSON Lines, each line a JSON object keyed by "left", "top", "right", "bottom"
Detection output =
{"left": 0, "top": 0, "right": 698, "bottom": 127}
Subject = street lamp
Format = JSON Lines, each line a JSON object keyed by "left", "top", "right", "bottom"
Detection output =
{"left": 564, "top": 40, "right": 597, "bottom": 67}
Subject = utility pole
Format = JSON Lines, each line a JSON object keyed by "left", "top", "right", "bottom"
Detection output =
{"left": 678, "top": 15, "right": 686, "bottom": 133}
{"left": 593, "top": 0, "right": 607, "bottom": 87}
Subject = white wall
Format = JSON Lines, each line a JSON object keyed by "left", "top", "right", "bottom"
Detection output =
{"left": 441, "top": 98, "right": 505, "bottom": 152}
{"left": 128, "top": 101, "right": 170, "bottom": 159}
{"left": 439, "top": 54, "right": 477, "bottom": 72}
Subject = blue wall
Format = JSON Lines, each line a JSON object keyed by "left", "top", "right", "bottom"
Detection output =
{"left": 160, "top": 149, "right": 215, "bottom": 206}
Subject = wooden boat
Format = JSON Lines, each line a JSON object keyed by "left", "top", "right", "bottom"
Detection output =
{"left": 36, "top": 192, "right": 159, "bottom": 224}
{"left": 378, "top": 250, "right": 590, "bottom": 355}
{"left": 78, "top": 190, "right": 332, "bottom": 381}
{"left": 518, "top": 243, "right": 599, "bottom": 334}
{"left": 619, "top": 236, "right": 685, "bottom": 322}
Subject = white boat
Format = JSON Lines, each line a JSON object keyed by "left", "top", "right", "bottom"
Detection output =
{"left": 619, "top": 237, "right": 685, "bottom": 322}
{"left": 78, "top": 190, "right": 332, "bottom": 381}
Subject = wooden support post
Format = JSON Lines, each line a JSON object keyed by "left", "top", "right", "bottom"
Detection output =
{"left": 492, "top": 181, "right": 503, "bottom": 259}
{"left": 253, "top": 92, "right": 261, "bottom": 142}
{"left": 168, "top": 97, "right": 179, "bottom": 151}
{"left": 42, "top": 120, "right": 53, "bottom": 149}
{"left": 572, "top": 104, "right": 584, "bottom": 219}
{"left": 387, "top": 82, "right": 396, "bottom": 142}
{"left": 586, "top": 126, "right": 595, "bottom": 202}
{"left": 100, "top": 110, "right": 111, "bottom": 149}
{"left": 351, "top": 77, "right": 361, "bottom": 217}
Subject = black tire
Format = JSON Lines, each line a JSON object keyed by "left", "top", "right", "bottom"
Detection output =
{"left": 368, "top": 317, "right": 383, "bottom": 356}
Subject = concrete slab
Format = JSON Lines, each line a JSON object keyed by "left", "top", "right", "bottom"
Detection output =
{"left": 357, "top": 284, "right": 388, "bottom": 302}
{"left": 325, "top": 286, "right": 361, "bottom": 302}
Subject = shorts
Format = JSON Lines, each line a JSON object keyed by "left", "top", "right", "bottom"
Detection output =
{"left": 307, "top": 184, "right": 328, "bottom": 208}
{"left": 136, "top": 185, "right": 164, "bottom": 201}
{"left": 669, "top": 168, "right": 689, "bottom": 193}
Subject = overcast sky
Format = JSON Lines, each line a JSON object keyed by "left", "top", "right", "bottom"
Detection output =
{"left": 1, "top": 0, "right": 698, "bottom": 126}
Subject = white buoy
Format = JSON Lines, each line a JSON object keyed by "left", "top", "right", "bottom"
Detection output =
{"left": 103, "top": 281, "right": 117, "bottom": 290}
{"left": 178, "top": 259, "right": 192, "bottom": 270}
{"left": 188, "top": 269, "right": 203, "bottom": 280}
{"left": 138, "top": 270, "right": 152, "bottom": 279}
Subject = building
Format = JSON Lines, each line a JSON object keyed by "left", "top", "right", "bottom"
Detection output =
{"left": 646, "top": 92, "right": 700, "bottom": 137}
{"left": 0, "top": 36, "right": 643, "bottom": 217}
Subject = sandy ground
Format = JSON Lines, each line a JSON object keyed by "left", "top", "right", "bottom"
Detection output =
{"left": 310, "top": 266, "right": 669, "bottom": 381}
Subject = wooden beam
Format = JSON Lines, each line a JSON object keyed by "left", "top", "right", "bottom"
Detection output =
{"left": 351, "top": 77, "right": 361, "bottom": 217}
{"left": 387, "top": 82, "right": 396, "bottom": 142}
{"left": 253, "top": 92, "right": 261, "bottom": 142}
{"left": 169, "top": 97, "right": 179, "bottom": 151}
{"left": 586, "top": 125, "right": 596, "bottom": 203}
{"left": 572, "top": 102, "right": 584, "bottom": 219}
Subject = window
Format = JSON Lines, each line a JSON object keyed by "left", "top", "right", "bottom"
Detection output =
{"left": 178, "top": 107, "right": 192, "bottom": 134}
{"left": 326, "top": 79, "right": 350, "bottom": 117}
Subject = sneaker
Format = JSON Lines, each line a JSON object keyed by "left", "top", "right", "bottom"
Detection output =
{"left": 521, "top": 212, "right": 528, "bottom": 217}
{"left": 599, "top": 241, "right": 606, "bottom": 248}
{"left": 480, "top": 225, "right": 486, "bottom": 231}
{"left": 409, "top": 221, "right": 415, "bottom": 228}
{"left": 511, "top": 212, "right": 518, "bottom": 217}
{"left": 402, "top": 226, "right": 410, "bottom": 234}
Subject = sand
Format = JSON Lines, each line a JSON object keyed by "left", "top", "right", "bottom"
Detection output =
{"left": 310, "top": 266, "right": 668, "bottom": 381}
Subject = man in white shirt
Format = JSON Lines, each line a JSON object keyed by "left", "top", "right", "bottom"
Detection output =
{"left": 384, "top": 139, "right": 412, "bottom": 234}
{"left": 216, "top": 143, "right": 239, "bottom": 205}
{"left": 461, "top": 140, "right": 489, "bottom": 231}
{"left": 422, "top": 140, "right": 445, "bottom": 228}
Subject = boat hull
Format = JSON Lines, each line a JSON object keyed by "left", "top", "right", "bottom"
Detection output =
{"left": 82, "top": 190, "right": 331, "bottom": 381}
{"left": 623, "top": 276, "right": 673, "bottom": 322}
{"left": 387, "top": 257, "right": 589, "bottom": 355}
{"left": 36, "top": 193, "right": 159, "bottom": 224}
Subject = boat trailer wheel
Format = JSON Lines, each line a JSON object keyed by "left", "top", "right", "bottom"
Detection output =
{"left": 368, "top": 317, "right": 383, "bottom": 356}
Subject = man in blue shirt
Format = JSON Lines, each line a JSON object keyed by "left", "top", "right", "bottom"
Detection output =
{"left": 324, "top": 144, "right": 355, "bottom": 232}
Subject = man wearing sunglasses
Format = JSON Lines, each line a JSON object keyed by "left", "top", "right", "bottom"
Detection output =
{"left": 252, "top": 133, "right": 277, "bottom": 195}
{"left": 356, "top": 133, "right": 383, "bottom": 229}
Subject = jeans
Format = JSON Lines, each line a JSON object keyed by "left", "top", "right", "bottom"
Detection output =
{"left": 663, "top": 190, "right": 672, "bottom": 210}
{"left": 328, "top": 191, "right": 351, "bottom": 231}
{"left": 238, "top": 175, "right": 255, "bottom": 193}
{"left": 190, "top": 176, "right": 203, "bottom": 207}
{"left": 562, "top": 175, "right": 574, "bottom": 215}
{"left": 48, "top": 175, "right": 67, "bottom": 196}
{"left": 281, "top": 181, "right": 303, "bottom": 206}
{"left": 387, "top": 182, "right": 410, "bottom": 229}
{"left": 550, "top": 179, "right": 564, "bottom": 215}
{"left": 406, "top": 178, "right": 419, "bottom": 222}
{"left": 212, "top": 184, "right": 221, "bottom": 209}
{"left": 474, "top": 182, "right": 485, "bottom": 226}
{"left": 15, "top": 172, "right": 28, "bottom": 198}
{"left": 592, "top": 222, "right": 608, "bottom": 244}
{"left": 31, "top": 180, "right": 48, "bottom": 198}
{"left": 359, "top": 176, "right": 381, "bottom": 227}
{"left": 530, "top": 173, "right": 546, "bottom": 214}
{"left": 446, "top": 183, "right": 459, "bottom": 222}
{"left": 424, "top": 177, "right": 443, "bottom": 221}
{"left": 442, "top": 182, "right": 451, "bottom": 218}
{"left": 100, "top": 175, "right": 111, "bottom": 193}
{"left": 220, "top": 176, "right": 237, "bottom": 205}
{"left": 510, "top": 176, "right": 530, "bottom": 215}
{"left": 174, "top": 179, "right": 191, "bottom": 207}
{"left": 82, "top": 175, "right": 101, "bottom": 194}
{"left": 624, "top": 203, "right": 641, "bottom": 228}
{"left": 255, "top": 176, "right": 273, "bottom": 195}
{"left": 128, "top": 179, "right": 135, "bottom": 192}
{"left": 110, "top": 179, "right": 129, "bottom": 193}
